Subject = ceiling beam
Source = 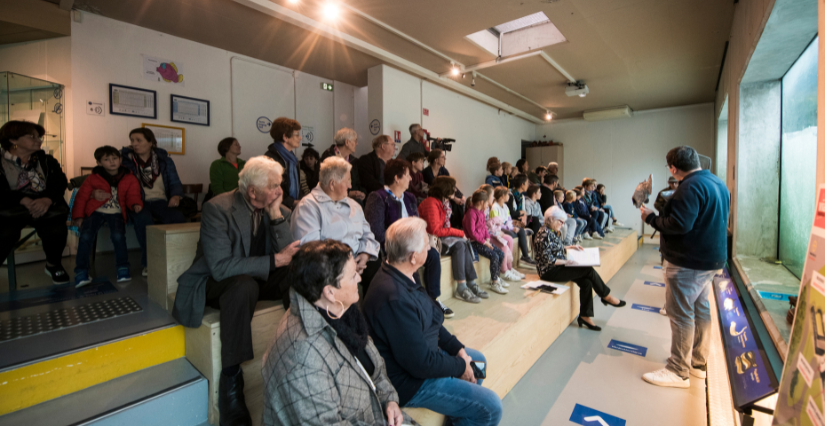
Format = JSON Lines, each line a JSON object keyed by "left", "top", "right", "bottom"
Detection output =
{"left": 59, "top": 0, "right": 74, "bottom": 11}
{"left": 232, "top": 0, "right": 546, "bottom": 124}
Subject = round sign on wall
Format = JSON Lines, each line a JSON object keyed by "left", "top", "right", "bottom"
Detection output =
{"left": 369, "top": 119, "right": 381, "bottom": 135}
{"left": 257, "top": 116, "right": 272, "bottom": 133}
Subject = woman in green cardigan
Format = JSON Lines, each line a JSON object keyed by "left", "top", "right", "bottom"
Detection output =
{"left": 209, "top": 137, "right": 245, "bottom": 195}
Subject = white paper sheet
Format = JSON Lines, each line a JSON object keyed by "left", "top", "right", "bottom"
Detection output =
{"left": 567, "top": 247, "right": 600, "bottom": 267}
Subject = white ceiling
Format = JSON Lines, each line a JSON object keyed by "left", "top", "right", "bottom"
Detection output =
{"left": 66, "top": 0, "right": 735, "bottom": 119}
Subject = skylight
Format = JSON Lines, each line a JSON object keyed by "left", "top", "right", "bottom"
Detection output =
{"left": 466, "top": 12, "right": 566, "bottom": 58}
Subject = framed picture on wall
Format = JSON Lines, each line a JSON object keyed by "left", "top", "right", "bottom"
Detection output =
{"left": 170, "top": 94, "right": 210, "bottom": 126}
{"left": 109, "top": 84, "right": 157, "bottom": 119}
{"left": 142, "top": 123, "right": 185, "bottom": 155}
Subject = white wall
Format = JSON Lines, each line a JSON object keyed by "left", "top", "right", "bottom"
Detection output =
{"left": 1, "top": 13, "right": 358, "bottom": 187}
{"left": 368, "top": 65, "right": 534, "bottom": 191}
{"left": 535, "top": 103, "right": 714, "bottom": 234}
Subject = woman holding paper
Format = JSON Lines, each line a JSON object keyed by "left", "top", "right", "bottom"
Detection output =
{"left": 533, "top": 206, "right": 626, "bottom": 331}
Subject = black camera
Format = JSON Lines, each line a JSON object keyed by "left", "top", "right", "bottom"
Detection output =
{"left": 426, "top": 137, "right": 456, "bottom": 152}
{"left": 301, "top": 143, "right": 314, "bottom": 148}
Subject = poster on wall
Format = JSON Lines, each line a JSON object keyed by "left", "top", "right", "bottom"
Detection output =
{"left": 773, "top": 184, "right": 825, "bottom": 425}
{"left": 110, "top": 84, "right": 156, "bottom": 119}
{"left": 143, "top": 55, "right": 185, "bottom": 85}
{"left": 171, "top": 94, "right": 209, "bottom": 126}
{"left": 142, "top": 123, "right": 185, "bottom": 155}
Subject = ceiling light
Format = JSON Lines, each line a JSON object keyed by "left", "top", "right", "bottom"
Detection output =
{"left": 450, "top": 63, "right": 460, "bottom": 76}
{"left": 322, "top": 3, "right": 339, "bottom": 19}
{"left": 545, "top": 111, "right": 552, "bottom": 121}
{"left": 287, "top": 0, "right": 299, "bottom": 3}
{"left": 578, "top": 93, "right": 586, "bottom": 98}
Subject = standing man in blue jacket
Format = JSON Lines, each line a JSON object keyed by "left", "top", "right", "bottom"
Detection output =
{"left": 640, "top": 146, "right": 729, "bottom": 389}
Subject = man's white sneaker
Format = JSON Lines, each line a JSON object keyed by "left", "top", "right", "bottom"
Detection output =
{"left": 642, "top": 368, "right": 689, "bottom": 388}
{"left": 659, "top": 308, "right": 667, "bottom": 316}
{"left": 690, "top": 366, "right": 707, "bottom": 379}
{"left": 583, "top": 233, "right": 593, "bottom": 240}
{"left": 593, "top": 233, "right": 604, "bottom": 240}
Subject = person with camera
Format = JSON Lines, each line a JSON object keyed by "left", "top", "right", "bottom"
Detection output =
{"left": 363, "top": 217, "right": 503, "bottom": 426}
{"left": 398, "top": 123, "right": 441, "bottom": 161}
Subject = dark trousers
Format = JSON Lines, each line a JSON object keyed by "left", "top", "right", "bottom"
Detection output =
{"left": 0, "top": 205, "right": 67, "bottom": 266}
{"left": 470, "top": 241, "right": 503, "bottom": 281}
{"left": 130, "top": 199, "right": 186, "bottom": 267}
{"left": 442, "top": 239, "right": 478, "bottom": 283}
{"left": 75, "top": 212, "right": 129, "bottom": 273}
{"left": 527, "top": 216, "right": 542, "bottom": 235}
{"left": 503, "top": 227, "right": 531, "bottom": 259}
{"left": 583, "top": 215, "right": 604, "bottom": 237}
{"left": 205, "top": 268, "right": 289, "bottom": 368}
{"left": 540, "top": 266, "right": 610, "bottom": 318}
{"left": 361, "top": 257, "right": 382, "bottom": 296}
{"left": 415, "top": 247, "right": 442, "bottom": 300}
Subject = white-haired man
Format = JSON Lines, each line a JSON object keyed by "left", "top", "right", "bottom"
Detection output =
{"left": 291, "top": 156, "right": 381, "bottom": 291}
{"left": 173, "top": 155, "right": 300, "bottom": 426}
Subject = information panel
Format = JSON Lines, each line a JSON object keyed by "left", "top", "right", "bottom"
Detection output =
{"left": 713, "top": 268, "right": 778, "bottom": 409}
{"left": 774, "top": 185, "right": 825, "bottom": 426}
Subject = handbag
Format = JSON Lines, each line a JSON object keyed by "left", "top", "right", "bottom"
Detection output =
{"left": 176, "top": 196, "right": 199, "bottom": 218}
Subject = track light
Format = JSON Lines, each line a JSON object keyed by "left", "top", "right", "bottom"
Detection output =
{"left": 545, "top": 111, "right": 552, "bottom": 121}
{"left": 287, "top": 0, "right": 299, "bottom": 3}
{"left": 450, "top": 63, "right": 460, "bottom": 76}
{"left": 322, "top": 3, "right": 339, "bottom": 19}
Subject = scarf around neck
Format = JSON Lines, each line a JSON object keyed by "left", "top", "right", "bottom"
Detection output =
{"left": 442, "top": 199, "right": 452, "bottom": 229}
{"left": 274, "top": 142, "right": 299, "bottom": 200}
{"left": 4, "top": 149, "right": 46, "bottom": 193}
{"left": 317, "top": 304, "right": 370, "bottom": 357}
{"left": 133, "top": 150, "right": 159, "bottom": 189}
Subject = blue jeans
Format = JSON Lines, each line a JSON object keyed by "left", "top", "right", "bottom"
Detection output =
{"left": 75, "top": 212, "right": 129, "bottom": 273}
{"left": 663, "top": 261, "right": 720, "bottom": 379}
{"left": 574, "top": 218, "right": 587, "bottom": 237}
{"left": 405, "top": 348, "right": 502, "bottom": 426}
{"left": 602, "top": 204, "right": 615, "bottom": 220}
{"left": 130, "top": 199, "right": 186, "bottom": 266}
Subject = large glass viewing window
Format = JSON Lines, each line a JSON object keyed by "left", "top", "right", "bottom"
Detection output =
{"left": 779, "top": 36, "right": 818, "bottom": 278}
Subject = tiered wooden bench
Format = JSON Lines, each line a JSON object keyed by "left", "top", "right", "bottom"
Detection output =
{"left": 146, "top": 224, "right": 497, "bottom": 426}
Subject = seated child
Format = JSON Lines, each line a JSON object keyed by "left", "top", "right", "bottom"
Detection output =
{"left": 485, "top": 161, "right": 504, "bottom": 188}
{"left": 480, "top": 185, "right": 519, "bottom": 279}
{"left": 72, "top": 146, "right": 143, "bottom": 287}
{"left": 407, "top": 152, "right": 428, "bottom": 202}
{"left": 573, "top": 186, "right": 604, "bottom": 240}
{"left": 490, "top": 187, "right": 536, "bottom": 265}
{"left": 523, "top": 185, "right": 543, "bottom": 235}
{"left": 596, "top": 183, "right": 623, "bottom": 227}
{"left": 463, "top": 190, "right": 512, "bottom": 294}
{"left": 562, "top": 190, "right": 586, "bottom": 243}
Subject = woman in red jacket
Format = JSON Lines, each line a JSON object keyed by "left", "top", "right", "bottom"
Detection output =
{"left": 71, "top": 146, "right": 143, "bottom": 287}
{"left": 418, "top": 176, "right": 486, "bottom": 304}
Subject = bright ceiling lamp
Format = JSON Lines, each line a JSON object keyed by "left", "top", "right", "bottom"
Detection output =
{"left": 545, "top": 111, "right": 552, "bottom": 121}
{"left": 287, "top": 0, "right": 299, "bottom": 3}
{"left": 322, "top": 3, "right": 339, "bottom": 19}
{"left": 450, "top": 63, "right": 460, "bottom": 76}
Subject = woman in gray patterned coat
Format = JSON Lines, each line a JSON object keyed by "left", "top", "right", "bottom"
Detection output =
{"left": 262, "top": 239, "right": 413, "bottom": 426}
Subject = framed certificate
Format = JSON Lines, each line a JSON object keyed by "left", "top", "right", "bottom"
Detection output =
{"left": 109, "top": 84, "right": 157, "bottom": 119}
{"left": 170, "top": 94, "right": 210, "bottom": 126}
{"left": 142, "top": 123, "right": 185, "bottom": 155}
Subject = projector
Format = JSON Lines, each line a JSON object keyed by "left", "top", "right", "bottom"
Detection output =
{"left": 565, "top": 81, "right": 589, "bottom": 98}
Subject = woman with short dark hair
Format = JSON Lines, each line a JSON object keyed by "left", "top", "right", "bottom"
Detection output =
{"left": 0, "top": 120, "right": 70, "bottom": 284}
{"left": 265, "top": 117, "right": 302, "bottom": 209}
{"left": 262, "top": 240, "right": 409, "bottom": 426}
{"left": 209, "top": 137, "right": 245, "bottom": 195}
{"left": 122, "top": 127, "right": 186, "bottom": 276}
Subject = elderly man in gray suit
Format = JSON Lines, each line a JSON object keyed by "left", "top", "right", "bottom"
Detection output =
{"left": 173, "top": 155, "right": 299, "bottom": 426}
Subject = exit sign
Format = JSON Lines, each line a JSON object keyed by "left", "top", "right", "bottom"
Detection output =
{"left": 321, "top": 82, "right": 334, "bottom": 91}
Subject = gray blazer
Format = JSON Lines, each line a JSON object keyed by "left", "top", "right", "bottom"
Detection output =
{"left": 262, "top": 288, "right": 414, "bottom": 426}
{"left": 172, "top": 190, "right": 294, "bottom": 328}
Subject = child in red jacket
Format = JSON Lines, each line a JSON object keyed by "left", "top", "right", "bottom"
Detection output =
{"left": 72, "top": 146, "right": 143, "bottom": 287}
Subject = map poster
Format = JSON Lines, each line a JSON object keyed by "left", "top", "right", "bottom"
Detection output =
{"left": 774, "top": 184, "right": 825, "bottom": 425}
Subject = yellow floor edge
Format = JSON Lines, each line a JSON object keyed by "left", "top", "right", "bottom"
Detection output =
{"left": 0, "top": 325, "right": 185, "bottom": 415}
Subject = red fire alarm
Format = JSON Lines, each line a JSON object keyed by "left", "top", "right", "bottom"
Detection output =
{"left": 423, "top": 108, "right": 429, "bottom": 116}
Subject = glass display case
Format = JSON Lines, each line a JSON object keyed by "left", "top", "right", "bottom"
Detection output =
{"left": 0, "top": 71, "right": 66, "bottom": 166}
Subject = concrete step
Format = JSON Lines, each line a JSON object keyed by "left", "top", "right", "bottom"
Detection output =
{"left": 0, "top": 358, "right": 207, "bottom": 426}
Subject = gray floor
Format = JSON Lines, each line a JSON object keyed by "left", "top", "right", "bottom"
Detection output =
{"left": 501, "top": 244, "right": 708, "bottom": 426}
{"left": 0, "top": 249, "right": 175, "bottom": 370}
